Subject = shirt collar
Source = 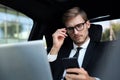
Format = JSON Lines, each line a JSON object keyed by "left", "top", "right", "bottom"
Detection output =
{"left": 73, "top": 38, "right": 90, "bottom": 49}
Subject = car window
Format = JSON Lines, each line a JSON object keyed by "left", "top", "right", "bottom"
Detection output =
{"left": 92, "top": 19, "right": 120, "bottom": 42}
{"left": 0, "top": 4, "right": 33, "bottom": 44}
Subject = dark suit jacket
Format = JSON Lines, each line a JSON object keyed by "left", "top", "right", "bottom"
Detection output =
{"left": 49, "top": 40, "right": 105, "bottom": 80}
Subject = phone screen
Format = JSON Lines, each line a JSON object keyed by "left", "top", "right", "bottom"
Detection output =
{"left": 62, "top": 57, "right": 79, "bottom": 69}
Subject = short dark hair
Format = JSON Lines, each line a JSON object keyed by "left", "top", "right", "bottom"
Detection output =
{"left": 63, "top": 7, "right": 88, "bottom": 23}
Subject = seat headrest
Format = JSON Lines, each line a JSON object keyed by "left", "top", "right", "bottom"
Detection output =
{"left": 89, "top": 24, "right": 103, "bottom": 42}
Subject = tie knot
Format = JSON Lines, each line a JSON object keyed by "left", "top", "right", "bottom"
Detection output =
{"left": 76, "top": 47, "right": 82, "bottom": 51}
{"left": 73, "top": 47, "right": 82, "bottom": 58}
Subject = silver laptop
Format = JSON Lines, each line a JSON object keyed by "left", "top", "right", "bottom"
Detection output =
{"left": 0, "top": 40, "right": 53, "bottom": 80}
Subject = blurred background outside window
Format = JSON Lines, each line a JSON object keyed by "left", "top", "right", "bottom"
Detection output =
{"left": 0, "top": 4, "right": 33, "bottom": 44}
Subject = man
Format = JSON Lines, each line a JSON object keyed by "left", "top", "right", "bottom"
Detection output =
{"left": 48, "top": 7, "right": 102, "bottom": 80}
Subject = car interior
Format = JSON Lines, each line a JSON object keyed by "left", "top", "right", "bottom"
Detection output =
{"left": 0, "top": 0, "right": 120, "bottom": 80}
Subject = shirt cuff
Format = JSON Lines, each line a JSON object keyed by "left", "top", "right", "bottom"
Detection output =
{"left": 47, "top": 53, "right": 57, "bottom": 62}
{"left": 95, "top": 77, "right": 101, "bottom": 80}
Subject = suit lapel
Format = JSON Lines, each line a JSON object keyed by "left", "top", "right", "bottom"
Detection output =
{"left": 82, "top": 41, "right": 96, "bottom": 69}
{"left": 59, "top": 43, "right": 73, "bottom": 58}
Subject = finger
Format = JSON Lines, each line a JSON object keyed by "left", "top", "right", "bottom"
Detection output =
{"left": 80, "top": 68, "right": 88, "bottom": 75}
{"left": 66, "top": 68, "right": 87, "bottom": 74}
{"left": 66, "top": 73, "right": 85, "bottom": 80}
{"left": 53, "top": 31, "right": 67, "bottom": 38}
{"left": 57, "top": 28, "right": 66, "bottom": 33}
{"left": 65, "top": 74, "right": 73, "bottom": 80}
{"left": 56, "top": 30, "right": 68, "bottom": 37}
{"left": 66, "top": 68, "right": 81, "bottom": 74}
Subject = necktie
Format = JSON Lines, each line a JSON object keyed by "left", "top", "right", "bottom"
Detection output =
{"left": 73, "top": 47, "right": 82, "bottom": 59}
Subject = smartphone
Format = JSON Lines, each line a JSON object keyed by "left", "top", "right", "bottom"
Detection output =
{"left": 62, "top": 57, "right": 79, "bottom": 69}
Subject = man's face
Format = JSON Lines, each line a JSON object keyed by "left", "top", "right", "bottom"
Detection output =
{"left": 65, "top": 15, "right": 90, "bottom": 45}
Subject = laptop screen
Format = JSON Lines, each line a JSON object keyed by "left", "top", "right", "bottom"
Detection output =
{"left": 0, "top": 40, "right": 53, "bottom": 80}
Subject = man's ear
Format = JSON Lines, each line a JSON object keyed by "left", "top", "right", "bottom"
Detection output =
{"left": 86, "top": 20, "right": 90, "bottom": 29}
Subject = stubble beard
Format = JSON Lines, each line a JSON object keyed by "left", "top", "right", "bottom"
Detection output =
{"left": 73, "top": 36, "right": 88, "bottom": 46}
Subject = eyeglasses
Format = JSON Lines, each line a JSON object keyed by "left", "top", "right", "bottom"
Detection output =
{"left": 66, "top": 21, "right": 86, "bottom": 34}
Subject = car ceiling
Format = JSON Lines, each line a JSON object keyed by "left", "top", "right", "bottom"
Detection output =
{"left": 0, "top": 0, "right": 120, "bottom": 47}
{"left": 0, "top": 0, "right": 119, "bottom": 23}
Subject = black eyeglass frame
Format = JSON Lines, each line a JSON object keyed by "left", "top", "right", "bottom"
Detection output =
{"left": 66, "top": 21, "right": 87, "bottom": 33}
